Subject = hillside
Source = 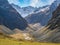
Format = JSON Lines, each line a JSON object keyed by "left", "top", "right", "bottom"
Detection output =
{"left": 32, "top": 4, "right": 60, "bottom": 42}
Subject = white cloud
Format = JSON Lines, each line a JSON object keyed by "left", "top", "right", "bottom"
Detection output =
{"left": 8, "top": 0, "right": 55, "bottom": 7}
{"left": 30, "top": 0, "right": 55, "bottom": 7}
{"left": 30, "top": 0, "right": 39, "bottom": 7}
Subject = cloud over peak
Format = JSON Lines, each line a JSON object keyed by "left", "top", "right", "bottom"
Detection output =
{"left": 30, "top": 0, "right": 55, "bottom": 7}
{"left": 30, "top": 0, "right": 39, "bottom": 7}
{"left": 8, "top": 0, "right": 55, "bottom": 7}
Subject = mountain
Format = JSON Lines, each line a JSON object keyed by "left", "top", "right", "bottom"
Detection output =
{"left": 25, "top": 0, "right": 60, "bottom": 30}
{"left": 25, "top": 5, "right": 50, "bottom": 30}
{"left": 0, "top": 0, "right": 28, "bottom": 30}
{"left": 25, "top": 5, "right": 50, "bottom": 25}
{"left": 34, "top": 5, "right": 50, "bottom": 12}
{"left": 47, "top": 4, "right": 60, "bottom": 30}
{"left": 50, "top": 0, "right": 60, "bottom": 12}
{"left": 32, "top": 4, "right": 60, "bottom": 42}
{"left": 11, "top": 4, "right": 37, "bottom": 17}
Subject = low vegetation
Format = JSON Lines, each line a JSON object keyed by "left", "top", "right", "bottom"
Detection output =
{"left": 0, "top": 33, "right": 60, "bottom": 45}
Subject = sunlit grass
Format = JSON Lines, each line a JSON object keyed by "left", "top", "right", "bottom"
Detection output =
{"left": 0, "top": 38, "right": 60, "bottom": 45}
{"left": 0, "top": 33, "right": 60, "bottom": 45}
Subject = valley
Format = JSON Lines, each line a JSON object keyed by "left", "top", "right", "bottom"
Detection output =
{"left": 0, "top": 0, "right": 60, "bottom": 45}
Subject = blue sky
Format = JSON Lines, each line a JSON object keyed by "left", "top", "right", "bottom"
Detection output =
{"left": 8, "top": 0, "right": 55, "bottom": 7}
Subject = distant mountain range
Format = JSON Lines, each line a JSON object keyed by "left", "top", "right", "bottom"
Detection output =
{"left": 25, "top": 5, "right": 50, "bottom": 26}
{"left": 25, "top": 0, "right": 60, "bottom": 30}
{"left": 11, "top": 4, "right": 37, "bottom": 17}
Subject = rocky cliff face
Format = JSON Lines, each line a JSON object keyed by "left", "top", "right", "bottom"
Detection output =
{"left": 50, "top": 0, "right": 60, "bottom": 13}
{"left": 48, "top": 4, "right": 60, "bottom": 30}
{"left": 0, "top": 0, "right": 28, "bottom": 30}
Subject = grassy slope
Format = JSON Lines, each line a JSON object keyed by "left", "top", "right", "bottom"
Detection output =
{"left": 0, "top": 33, "right": 60, "bottom": 45}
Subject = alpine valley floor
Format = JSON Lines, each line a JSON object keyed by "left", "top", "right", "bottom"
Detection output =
{"left": 0, "top": 33, "right": 60, "bottom": 45}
